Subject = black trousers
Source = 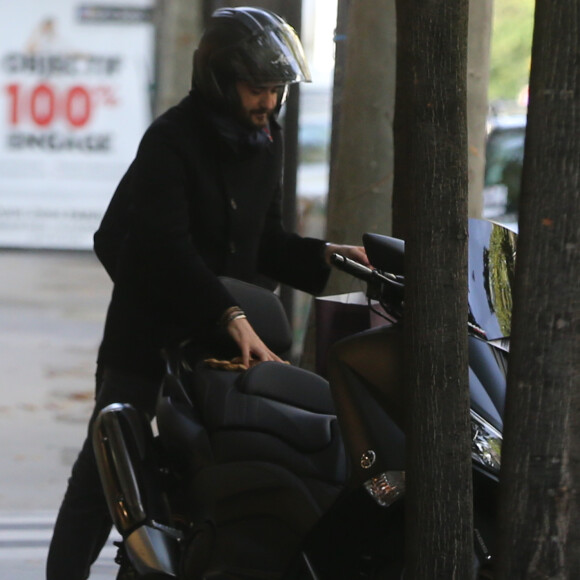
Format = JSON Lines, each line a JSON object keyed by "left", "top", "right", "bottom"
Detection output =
{"left": 46, "top": 366, "right": 160, "bottom": 580}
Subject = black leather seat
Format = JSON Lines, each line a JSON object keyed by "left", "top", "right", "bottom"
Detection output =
{"left": 157, "top": 361, "right": 347, "bottom": 504}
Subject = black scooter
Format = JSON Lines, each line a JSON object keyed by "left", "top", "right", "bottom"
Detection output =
{"left": 94, "top": 218, "right": 513, "bottom": 579}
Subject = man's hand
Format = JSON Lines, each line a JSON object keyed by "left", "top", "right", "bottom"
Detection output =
{"left": 324, "top": 243, "right": 370, "bottom": 267}
{"left": 226, "top": 316, "right": 282, "bottom": 369}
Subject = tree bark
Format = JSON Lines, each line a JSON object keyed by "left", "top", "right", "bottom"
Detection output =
{"left": 496, "top": 0, "right": 580, "bottom": 576}
{"left": 393, "top": 0, "right": 492, "bottom": 238}
{"left": 324, "top": 0, "right": 396, "bottom": 296}
{"left": 395, "top": 0, "right": 473, "bottom": 577}
{"left": 300, "top": 0, "right": 395, "bottom": 369}
{"left": 152, "top": 0, "right": 204, "bottom": 117}
{"left": 467, "top": 0, "right": 493, "bottom": 218}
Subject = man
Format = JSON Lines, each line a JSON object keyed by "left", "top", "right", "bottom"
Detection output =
{"left": 46, "top": 7, "right": 368, "bottom": 579}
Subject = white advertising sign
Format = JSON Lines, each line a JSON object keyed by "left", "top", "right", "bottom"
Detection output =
{"left": 0, "top": 1, "right": 154, "bottom": 249}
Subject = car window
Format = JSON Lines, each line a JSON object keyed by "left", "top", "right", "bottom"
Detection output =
{"left": 485, "top": 127, "right": 525, "bottom": 187}
{"left": 484, "top": 124, "right": 525, "bottom": 217}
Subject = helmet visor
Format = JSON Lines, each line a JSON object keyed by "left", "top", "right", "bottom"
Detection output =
{"left": 228, "top": 21, "right": 312, "bottom": 86}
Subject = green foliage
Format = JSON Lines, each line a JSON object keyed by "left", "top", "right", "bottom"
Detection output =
{"left": 489, "top": 0, "right": 535, "bottom": 101}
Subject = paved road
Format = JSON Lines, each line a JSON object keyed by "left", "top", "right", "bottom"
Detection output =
{"left": 0, "top": 249, "right": 121, "bottom": 578}
{"left": 0, "top": 511, "right": 120, "bottom": 579}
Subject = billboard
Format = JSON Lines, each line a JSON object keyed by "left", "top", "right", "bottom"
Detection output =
{"left": 0, "top": 1, "right": 154, "bottom": 249}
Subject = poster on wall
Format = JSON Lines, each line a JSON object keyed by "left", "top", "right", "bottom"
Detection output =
{"left": 0, "top": 1, "right": 154, "bottom": 249}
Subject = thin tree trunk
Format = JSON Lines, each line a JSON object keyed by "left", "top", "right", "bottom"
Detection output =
{"left": 394, "top": 0, "right": 493, "bottom": 237}
{"left": 395, "top": 0, "right": 473, "bottom": 577}
{"left": 496, "top": 0, "right": 580, "bottom": 576}
{"left": 324, "top": 0, "right": 396, "bottom": 296}
{"left": 152, "top": 0, "right": 204, "bottom": 117}
{"left": 467, "top": 0, "right": 493, "bottom": 218}
{"left": 300, "top": 0, "right": 395, "bottom": 369}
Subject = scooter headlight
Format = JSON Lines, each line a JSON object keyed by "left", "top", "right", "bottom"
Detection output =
{"left": 471, "top": 410, "right": 502, "bottom": 474}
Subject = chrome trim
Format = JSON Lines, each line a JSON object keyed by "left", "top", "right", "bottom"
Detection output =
{"left": 360, "top": 449, "right": 376, "bottom": 469}
{"left": 363, "top": 470, "right": 405, "bottom": 507}
{"left": 471, "top": 410, "right": 502, "bottom": 473}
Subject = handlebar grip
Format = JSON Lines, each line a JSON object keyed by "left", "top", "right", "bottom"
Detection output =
{"left": 330, "top": 253, "right": 374, "bottom": 282}
{"left": 331, "top": 252, "right": 404, "bottom": 305}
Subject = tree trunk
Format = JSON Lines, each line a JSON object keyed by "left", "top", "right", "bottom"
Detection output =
{"left": 496, "top": 0, "right": 580, "bottom": 576}
{"left": 324, "top": 0, "right": 396, "bottom": 296}
{"left": 393, "top": 0, "right": 493, "bottom": 238}
{"left": 152, "top": 0, "right": 205, "bottom": 117}
{"left": 467, "top": 0, "right": 493, "bottom": 218}
{"left": 300, "top": 0, "right": 395, "bottom": 369}
{"left": 395, "top": 0, "right": 473, "bottom": 577}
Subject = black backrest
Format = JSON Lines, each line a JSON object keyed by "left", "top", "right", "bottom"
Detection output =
{"left": 219, "top": 277, "right": 293, "bottom": 357}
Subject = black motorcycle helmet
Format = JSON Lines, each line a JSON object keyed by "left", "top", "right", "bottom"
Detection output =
{"left": 192, "top": 6, "right": 311, "bottom": 115}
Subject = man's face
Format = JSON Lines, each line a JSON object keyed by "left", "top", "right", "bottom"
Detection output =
{"left": 235, "top": 81, "right": 284, "bottom": 129}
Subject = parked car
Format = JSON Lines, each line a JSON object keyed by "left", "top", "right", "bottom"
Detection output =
{"left": 483, "top": 113, "right": 526, "bottom": 223}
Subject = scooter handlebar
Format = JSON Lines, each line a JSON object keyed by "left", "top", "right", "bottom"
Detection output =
{"left": 331, "top": 254, "right": 402, "bottom": 286}
{"left": 330, "top": 253, "right": 374, "bottom": 282}
{"left": 331, "top": 253, "right": 405, "bottom": 309}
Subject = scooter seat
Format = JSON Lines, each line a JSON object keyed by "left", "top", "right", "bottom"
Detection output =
{"left": 191, "top": 363, "right": 336, "bottom": 454}
{"left": 236, "top": 362, "right": 335, "bottom": 414}
{"left": 158, "top": 360, "right": 347, "bottom": 493}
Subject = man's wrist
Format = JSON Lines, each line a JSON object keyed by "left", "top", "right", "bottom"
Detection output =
{"left": 219, "top": 306, "right": 247, "bottom": 327}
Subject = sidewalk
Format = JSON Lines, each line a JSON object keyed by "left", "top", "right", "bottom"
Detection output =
{"left": 0, "top": 249, "right": 119, "bottom": 578}
{"left": 0, "top": 511, "right": 120, "bottom": 579}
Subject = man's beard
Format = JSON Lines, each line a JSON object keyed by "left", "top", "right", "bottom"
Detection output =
{"left": 238, "top": 107, "right": 272, "bottom": 130}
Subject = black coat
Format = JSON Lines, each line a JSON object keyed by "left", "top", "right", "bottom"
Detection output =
{"left": 94, "top": 91, "right": 330, "bottom": 377}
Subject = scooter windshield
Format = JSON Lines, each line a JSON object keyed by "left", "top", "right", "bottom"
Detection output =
{"left": 468, "top": 218, "right": 517, "bottom": 341}
{"left": 363, "top": 219, "right": 516, "bottom": 341}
